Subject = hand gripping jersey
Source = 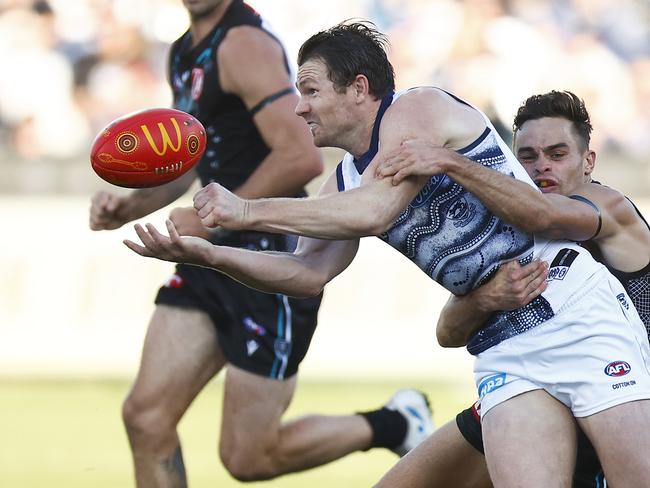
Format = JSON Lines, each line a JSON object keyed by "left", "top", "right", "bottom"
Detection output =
{"left": 336, "top": 89, "right": 608, "bottom": 355}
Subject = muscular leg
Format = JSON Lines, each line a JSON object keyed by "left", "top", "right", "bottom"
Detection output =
{"left": 375, "top": 419, "right": 492, "bottom": 488}
{"left": 218, "top": 365, "right": 373, "bottom": 481}
{"left": 122, "top": 305, "right": 226, "bottom": 488}
{"left": 482, "top": 390, "right": 576, "bottom": 488}
{"left": 578, "top": 399, "right": 650, "bottom": 486}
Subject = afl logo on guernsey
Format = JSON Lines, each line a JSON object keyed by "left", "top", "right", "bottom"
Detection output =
{"left": 605, "top": 361, "right": 631, "bottom": 377}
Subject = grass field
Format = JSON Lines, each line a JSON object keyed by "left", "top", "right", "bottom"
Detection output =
{"left": 0, "top": 376, "right": 476, "bottom": 487}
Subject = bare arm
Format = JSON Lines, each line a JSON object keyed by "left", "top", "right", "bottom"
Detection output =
{"left": 219, "top": 26, "right": 322, "bottom": 198}
{"left": 192, "top": 88, "right": 484, "bottom": 239}
{"left": 89, "top": 171, "right": 196, "bottom": 230}
{"left": 436, "top": 260, "right": 548, "bottom": 347}
{"left": 123, "top": 175, "right": 359, "bottom": 297}
{"left": 377, "top": 141, "right": 601, "bottom": 241}
{"left": 572, "top": 182, "right": 650, "bottom": 271}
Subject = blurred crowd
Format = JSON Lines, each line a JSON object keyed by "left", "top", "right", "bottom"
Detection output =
{"left": 0, "top": 0, "right": 649, "bottom": 196}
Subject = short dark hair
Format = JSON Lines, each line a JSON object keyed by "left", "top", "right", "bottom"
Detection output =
{"left": 513, "top": 91, "right": 593, "bottom": 150}
{"left": 297, "top": 20, "right": 395, "bottom": 98}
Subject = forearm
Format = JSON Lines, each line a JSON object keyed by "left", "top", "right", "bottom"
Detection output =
{"left": 121, "top": 172, "right": 195, "bottom": 223}
{"left": 436, "top": 293, "right": 492, "bottom": 347}
{"left": 200, "top": 243, "right": 341, "bottom": 297}
{"left": 443, "top": 153, "right": 553, "bottom": 234}
{"left": 244, "top": 177, "right": 421, "bottom": 239}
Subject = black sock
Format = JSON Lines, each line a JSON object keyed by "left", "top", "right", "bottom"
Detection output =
{"left": 358, "top": 407, "right": 407, "bottom": 450}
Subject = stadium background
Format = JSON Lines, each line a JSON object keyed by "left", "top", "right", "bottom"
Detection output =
{"left": 1, "top": 0, "right": 648, "bottom": 486}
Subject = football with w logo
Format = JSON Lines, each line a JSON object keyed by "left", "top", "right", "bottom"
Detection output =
{"left": 90, "top": 108, "right": 206, "bottom": 188}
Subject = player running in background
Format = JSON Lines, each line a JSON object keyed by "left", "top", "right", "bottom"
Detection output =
{"left": 374, "top": 90, "right": 650, "bottom": 488}
{"left": 124, "top": 22, "right": 650, "bottom": 486}
{"left": 89, "top": 4, "right": 432, "bottom": 486}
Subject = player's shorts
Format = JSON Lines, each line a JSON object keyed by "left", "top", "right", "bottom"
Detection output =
{"left": 155, "top": 230, "right": 322, "bottom": 380}
{"left": 474, "top": 267, "right": 650, "bottom": 418}
{"left": 456, "top": 402, "right": 606, "bottom": 487}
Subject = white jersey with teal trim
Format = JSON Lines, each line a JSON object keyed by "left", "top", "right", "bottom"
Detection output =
{"left": 336, "top": 88, "right": 606, "bottom": 354}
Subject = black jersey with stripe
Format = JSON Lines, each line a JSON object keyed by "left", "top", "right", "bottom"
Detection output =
{"left": 168, "top": 0, "right": 291, "bottom": 191}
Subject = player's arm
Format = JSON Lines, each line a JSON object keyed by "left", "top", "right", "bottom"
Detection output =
{"left": 570, "top": 182, "right": 650, "bottom": 270}
{"left": 124, "top": 173, "right": 359, "bottom": 297}
{"left": 192, "top": 89, "right": 472, "bottom": 239}
{"left": 89, "top": 171, "right": 196, "bottom": 231}
{"left": 377, "top": 142, "right": 600, "bottom": 241}
{"left": 436, "top": 260, "right": 549, "bottom": 347}
{"left": 218, "top": 26, "right": 322, "bottom": 198}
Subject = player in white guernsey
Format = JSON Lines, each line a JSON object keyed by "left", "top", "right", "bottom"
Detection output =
{"left": 124, "top": 23, "right": 650, "bottom": 486}
{"left": 374, "top": 91, "right": 650, "bottom": 488}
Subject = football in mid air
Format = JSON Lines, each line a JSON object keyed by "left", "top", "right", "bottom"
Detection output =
{"left": 90, "top": 108, "right": 206, "bottom": 188}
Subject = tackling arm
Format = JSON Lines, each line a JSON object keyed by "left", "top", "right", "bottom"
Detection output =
{"left": 379, "top": 143, "right": 600, "bottom": 241}
{"left": 436, "top": 260, "right": 549, "bottom": 347}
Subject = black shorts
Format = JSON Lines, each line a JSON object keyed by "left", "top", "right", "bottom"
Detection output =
{"left": 456, "top": 402, "right": 606, "bottom": 487}
{"left": 155, "top": 230, "right": 322, "bottom": 380}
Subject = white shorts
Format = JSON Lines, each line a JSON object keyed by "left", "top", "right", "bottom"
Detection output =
{"left": 474, "top": 268, "right": 650, "bottom": 418}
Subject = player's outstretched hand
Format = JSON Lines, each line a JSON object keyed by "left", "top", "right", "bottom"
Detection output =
{"left": 376, "top": 140, "right": 456, "bottom": 185}
{"left": 89, "top": 191, "right": 127, "bottom": 231}
{"left": 193, "top": 182, "right": 248, "bottom": 230}
{"left": 124, "top": 219, "right": 213, "bottom": 266}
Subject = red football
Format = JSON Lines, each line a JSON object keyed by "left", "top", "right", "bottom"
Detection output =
{"left": 90, "top": 108, "right": 206, "bottom": 188}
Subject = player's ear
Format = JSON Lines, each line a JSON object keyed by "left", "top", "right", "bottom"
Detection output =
{"left": 584, "top": 149, "right": 596, "bottom": 177}
{"left": 351, "top": 74, "right": 370, "bottom": 102}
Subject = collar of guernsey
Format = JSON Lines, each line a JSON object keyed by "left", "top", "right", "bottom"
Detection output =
{"left": 336, "top": 90, "right": 394, "bottom": 191}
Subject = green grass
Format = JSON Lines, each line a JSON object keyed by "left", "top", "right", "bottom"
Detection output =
{"left": 0, "top": 377, "right": 476, "bottom": 487}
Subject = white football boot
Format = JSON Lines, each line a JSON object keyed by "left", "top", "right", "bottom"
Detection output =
{"left": 385, "top": 389, "right": 435, "bottom": 456}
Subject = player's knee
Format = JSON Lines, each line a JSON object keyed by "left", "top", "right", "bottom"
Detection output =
{"left": 122, "top": 395, "right": 174, "bottom": 443}
{"left": 219, "top": 443, "right": 281, "bottom": 482}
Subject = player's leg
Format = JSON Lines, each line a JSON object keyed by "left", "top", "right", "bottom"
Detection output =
{"left": 218, "top": 365, "right": 375, "bottom": 480}
{"left": 122, "top": 304, "right": 226, "bottom": 487}
{"left": 375, "top": 416, "right": 492, "bottom": 488}
{"left": 482, "top": 389, "right": 577, "bottom": 488}
{"left": 219, "top": 367, "right": 433, "bottom": 481}
{"left": 216, "top": 288, "right": 433, "bottom": 480}
{"left": 578, "top": 399, "right": 650, "bottom": 486}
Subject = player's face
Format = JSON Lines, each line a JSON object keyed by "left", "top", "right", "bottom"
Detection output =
{"left": 182, "top": 0, "right": 225, "bottom": 19}
{"left": 295, "top": 59, "right": 357, "bottom": 149}
{"left": 514, "top": 117, "right": 594, "bottom": 195}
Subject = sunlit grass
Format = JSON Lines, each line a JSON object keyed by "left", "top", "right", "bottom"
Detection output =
{"left": 0, "top": 377, "right": 475, "bottom": 487}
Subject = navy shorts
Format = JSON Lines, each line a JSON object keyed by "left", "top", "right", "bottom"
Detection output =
{"left": 155, "top": 230, "right": 322, "bottom": 380}
{"left": 456, "top": 403, "right": 605, "bottom": 487}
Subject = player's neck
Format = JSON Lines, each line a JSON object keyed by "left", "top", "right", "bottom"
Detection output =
{"left": 347, "top": 99, "right": 383, "bottom": 159}
{"left": 188, "top": 0, "right": 233, "bottom": 47}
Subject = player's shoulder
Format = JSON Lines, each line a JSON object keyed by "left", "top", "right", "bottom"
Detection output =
{"left": 381, "top": 88, "right": 446, "bottom": 133}
{"left": 388, "top": 87, "right": 450, "bottom": 112}
{"left": 219, "top": 24, "right": 282, "bottom": 60}
{"left": 575, "top": 182, "right": 639, "bottom": 224}
{"left": 382, "top": 87, "right": 484, "bottom": 147}
{"left": 574, "top": 181, "right": 626, "bottom": 206}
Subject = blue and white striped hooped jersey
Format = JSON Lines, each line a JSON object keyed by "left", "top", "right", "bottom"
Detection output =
{"left": 335, "top": 88, "right": 606, "bottom": 355}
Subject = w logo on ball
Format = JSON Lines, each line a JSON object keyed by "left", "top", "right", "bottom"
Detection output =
{"left": 140, "top": 118, "right": 182, "bottom": 156}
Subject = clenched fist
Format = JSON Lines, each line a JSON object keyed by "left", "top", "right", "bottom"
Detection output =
{"left": 193, "top": 182, "right": 249, "bottom": 230}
